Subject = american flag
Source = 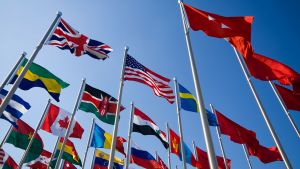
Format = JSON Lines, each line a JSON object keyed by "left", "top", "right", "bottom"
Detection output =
{"left": 124, "top": 55, "right": 175, "bottom": 104}
{"left": 47, "top": 18, "right": 113, "bottom": 60}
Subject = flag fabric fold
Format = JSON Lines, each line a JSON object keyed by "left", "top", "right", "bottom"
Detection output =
{"left": 130, "top": 145, "right": 161, "bottom": 169}
{"left": 0, "top": 89, "right": 31, "bottom": 128}
{"left": 41, "top": 103, "right": 84, "bottom": 139}
{"left": 79, "top": 83, "right": 125, "bottom": 125}
{"left": 124, "top": 55, "right": 175, "bottom": 104}
{"left": 0, "top": 148, "right": 18, "bottom": 169}
{"left": 93, "top": 149, "right": 124, "bottom": 169}
{"left": 246, "top": 144, "right": 282, "bottom": 163}
{"left": 27, "top": 150, "right": 51, "bottom": 169}
{"left": 47, "top": 18, "right": 113, "bottom": 60}
{"left": 10, "top": 58, "right": 69, "bottom": 102}
{"left": 195, "top": 146, "right": 231, "bottom": 169}
{"left": 132, "top": 107, "right": 169, "bottom": 149}
{"left": 274, "top": 84, "right": 300, "bottom": 111}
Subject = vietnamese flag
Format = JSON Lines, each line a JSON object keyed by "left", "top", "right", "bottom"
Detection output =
{"left": 274, "top": 84, "right": 300, "bottom": 111}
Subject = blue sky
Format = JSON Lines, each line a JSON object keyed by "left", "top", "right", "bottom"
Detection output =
{"left": 0, "top": 0, "right": 300, "bottom": 169}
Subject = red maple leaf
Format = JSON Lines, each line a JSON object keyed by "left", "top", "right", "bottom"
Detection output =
{"left": 58, "top": 116, "right": 70, "bottom": 129}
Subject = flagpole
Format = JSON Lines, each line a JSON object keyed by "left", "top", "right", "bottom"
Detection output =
{"left": 178, "top": 2, "right": 218, "bottom": 168}
{"left": 166, "top": 123, "right": 171, "bottom": 169}
{"left": 59, "top": 160, "right": 65, "bottom": 169}
{"left": 47, "top": 136, "right": 61, "bottom": 169}
{"left": 54, "top": 78, "right": 86, "bottom": 169}
{"left": 173, "top": 78, "right": 187, "bottom": 169}
{"left": 0, "top": 52, "right": 26, "bottom": 92}
{"left": 82, "top": 118, "right": 95, "bottom": 168}
{"left": 125, "top": 102, "right": 134, "bottom": 169}
{"left": 0, "top": 125, "right": 13, "bottom": 148}
{"left": 18, "top": 99, "right": 51, "bottom": 169}
{"left": 108, "top": 46, "right": 129, "bottom": 169}
{"left": 242, "top": 144, "right": 253, "bottom": 169}
{"left": 232, "top": 46, "right": 292, "bottom": 169}
{"left": 210, "top": 104, "right": 229, "bottom": 169}
{"left": 269, "top": 81, "right": 300, "bottom": 138}
{"left": 91, "top": 148, "right": 96, "bottom": 169}
{"left": 0, "top": 12, "right": 62, "bottom": 118}
{"left": 192, "top": 140, "right": 198, "bottom": 161}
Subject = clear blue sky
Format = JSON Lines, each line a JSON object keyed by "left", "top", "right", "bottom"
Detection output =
{"left": 0, "top": 0, "right": 300, "bottom": 169}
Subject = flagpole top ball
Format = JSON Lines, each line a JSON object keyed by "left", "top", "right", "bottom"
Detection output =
{"left": 173, "top": 77, "right": 177, "bottom": 81}
{"left": 56, "top": 11, "right": 62, "bottom": 16}
{"left": 130, "top": 101, "right": 133, "bottom": 105}
{"left": 125, "top": 46, "right": 129, "bottom": 51}
{"left": 22, "top": 52, "right": 27, "bottom": 56}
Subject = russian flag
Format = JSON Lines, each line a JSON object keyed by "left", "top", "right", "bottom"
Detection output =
{"left": 130, "top": 146, "right": 160, "bottom": 169}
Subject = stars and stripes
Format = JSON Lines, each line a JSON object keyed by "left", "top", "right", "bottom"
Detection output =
{"left": 124, "top": 55, "right": 175, "bottom": 103}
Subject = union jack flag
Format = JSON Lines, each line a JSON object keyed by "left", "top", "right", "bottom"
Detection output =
{"left": 46, "top": 18, "right": 113, "bottom": 60}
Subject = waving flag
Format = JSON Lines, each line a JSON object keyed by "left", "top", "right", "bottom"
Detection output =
{"left": 157, "top": 155, "right": 168, "bottom": 169}
{"left": 133, "top": 107, "right": 169, "bottom": 148}
{"left": 93, "top": 149, "right": 124, "bottom": 169}
{"left": 195, "top": 146, "right": 231, "bottom": 169}
{"left": 0, "top": 89, "right": 31, "bottom": 128}
{"left": 27, "top": 150, "right": 51, "bottom": 169}
{"left": 130, "top": 145, "right": 160, "bottom": 169}
{"left": 62, "top": 160, "right": 76, "bottom": 169}
{"left": 41, "top": 103, "right": 84, "bottom": 139}
{"left": 53, "top": 138, "right": 82, "bottom": 166}
{"left": 274, "top": 84, "right": 300, "bottom": 111}
{"left": 47, "top": 18, "right": 112, "bottom": 60}
{"left": 0, "top": 148, "right": 18, "bottom": 169}
{"left": 124, "top": 55, "right": 175, "bottom": 103}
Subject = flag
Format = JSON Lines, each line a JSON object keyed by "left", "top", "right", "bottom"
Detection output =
{"left": 41, "top": 103, "right": 84, "bottom": 139}
{"left": 169, "top": 129, "right": 197, "bottom": 167}
{"left": 54, "top": 138, "right": 82, "bottom": 166}
{"left": 47, "top": 18, "right": 113, "bottom": 60}
{"left": 0, "top": 148, "right": 18, "bottom": 169}
{"left": 10, "top": 58, "right": 69, "bottom": 102}
{"left": 0, "top": 89, "right": 31, "bottom": 128}
{"left": 157, "top": 155, "right": 168, "bottom": 169}
{"left": 195, "top": 146, "right": 231, "bottom": 169}
{"left": 124, "top": 55, "right": 175, "bottom": 104}
{"left": 274, "top": 84, "right": 300, "bottom": 111}
{"left": 178, "top": 83, "right": 218, "bottom": 126}
{"left": 246, "top": 144, "right": 282, "bottom": 163}
{"left": 133, "top": 107, "right": 169, "bottom": 149}
{"left": 91, "top": 123, "right": 126, "bottom": 156}
{"left": 63, "top": 160, "right": 76, "bottom": 169}
{"left": 130, "top": 145, "right": 160, "bottom": 169}
{"left": 79, "top": 83, "right": 125, "bottom": 125}
{"left": 6, "top": 120, "right": 44, "bottom": 163}
{"left": 183, "top": 3, "right": 254, "bottom": 41}
{"left": 93, "top": 149, "right": 124, "bottom": 169}
{"left": 27, "top": 150, "right": 51, "bottom": 169}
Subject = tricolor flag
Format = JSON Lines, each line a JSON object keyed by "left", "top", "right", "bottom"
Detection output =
{"left": 93, "top": 149, "right": 124, "bottom": 169}
{"left": 132, "top": 107, "right": 169, "bottom": 149}
{"left": 0, "top": 89, "right": 31, "bottom": 128}
{"left": 0, "top": 148, "right": 18, "bottom": 169}
{"left": 27, "top": 150, "right": 52, "bottom": 169}
{"left": 79, "top": 83, "right": 125, "bottom": 125}
{"left": 47, "top": 18, "right": 113, "bottom": 60}
{"left": 130, "top": 145, "right": 161, "bottom": 169}
{"left": 124, "top": 55, "right": 175, "bottom": 104}
{"left": 41, "top": 103, "right": 84, "bottom": 139}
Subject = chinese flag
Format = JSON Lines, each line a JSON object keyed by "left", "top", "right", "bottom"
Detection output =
{"left": 183, "top": 3, "right": 253, "bottom": 41}
{"left": 274, "top": 84, "right": 300, "bottom": 111}
{"left": 169, "top": 129, "right": 181, "bottom": 157}
{"left": 247, "top": 144, "right": 282, "bottom": 163}
{"left": 195, "top": 147, "right": 231, "bottom": 169}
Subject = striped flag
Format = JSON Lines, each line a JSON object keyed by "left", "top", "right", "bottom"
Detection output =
{"left": 0, "top": 148, "right": 18, "bottom": 169}
{"left": 124, "top": 55, "right": 175, "bottom": 103}
{"left": 0, "top": 89, "right": 31, "bottom": 128}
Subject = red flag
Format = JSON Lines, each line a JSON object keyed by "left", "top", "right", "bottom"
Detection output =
{"left": 183, "top": 3, "right": 253, "bottom": 41}
{"left": 195, "top": 147, "right": 231, "bottom": 169}
{"left": 228, "top": 36, "right": 254, "bottom": 59}
{"left": 247, "top": 145, "right": 282, "bottom": 163}
{"left": 157, "top": 155, "right": 168, "bottom": 169}
{"left": 0, "top": 148, "right": 18, "bottom": 169}
{"left": 116, "top": 136, "right": 127, "bottom": 157}
{"left": 169, "top": 129, "right": 181, "bottom": 157}
{"left": 63, "top": 160, "right": 76, "bottom": 169}
{"left": 274, "top": 84, "right": 300, "bottom": 111}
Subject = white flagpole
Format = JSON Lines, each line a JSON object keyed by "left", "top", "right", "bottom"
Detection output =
{"left": 91, "top": 148, "right": 97, "bottom": 169}
{"left": 0, "top": 126, "right": 13, "bottom": 148}
{"left": 173, "top": 78, "right": 187, "bottom": 169}
{"left": 166, "top": 123, "right": 171, "bottom": 169}
{"left": 54, "top": 78, "right": 86, "bottom": 169}
{"left": 269, "top": 81, "right": 300, "bottom": 138}
{"left": 210, "top": 104, "right": 229, "bottom": 169}
{"left": 242, "top": 144, "right": 253, "bottom": 169}
{"left": 232, "top": 47, "right": 292, "bottom": 169}
{"left": 0, "top": 12, "right": 62, "bottom": 118}
{"left": 108, "top": 46, "right": 129, "bottom": 169}
{"left": 192, "top": 140, "right": 198, "bottom": 161}
{"left": 18, "top": 99, "right": 52, "bottom": 169}
{"left": 0, "top": 52, "right": 26, "bottom": 92}
{"left": 125, "top": 102, "right": 134, "bottom": 169}
{"left": 59, "top": 160, "right": 65, "bottom": 169}
{"left": 47, "top": 136, "right": 61, "bottom": 169}
{"left": 82, "top": 118, "right": 95, "bottom": 168}
{"left": 178, "top": 2, "right": 218, "bottom": 168}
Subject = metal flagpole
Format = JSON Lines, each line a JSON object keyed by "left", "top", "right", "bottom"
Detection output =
{"left": 210, "top": 104, "right": 229, "bottom": 169}
{"left": 232, "top": 46, "right": 292, "bottom": 169}
{"left": 269, "top": 81, "right": 300, "bottom": 138}
{"left": 108, "top": 46, "right": 129, "bottom": 169}
{"left": 176, "top": 165, "right": 178, "bottom": 169}
{"left": 0, "top": 126, "right": 13, "bottom": 148}
{"left": 178, "top": 2, "right": 218, "bottom": 168}
{"left": 54, "top": 79, "right": 86, "bottom": 169}
{"left": 242, "top": 144, "right": 253, "bottom": 169}
{"left": 0, "top": 12, "right": 62, "bottom": 118}
{"left": 125, "top": 102, "right": 134, "bottom": 169}
{"left": 47, "top": 136, "right": 61, "bottom": 169}
{"left": 173, "top": 78, "right": 187, "bottom": 169}
{"left": 82, "top": 118, "right": 96, "bottom": 168}
{"left": 166, "top": 123, "right": 171, "bottom": 169}
{"left": 0, "top": 52, "right": 26, "bottom": 92}
{"left": 59, "top": 160, "right": 65, "bottom": 169}
{"left": 18, "top": 99, "right": 51, "bottom": 169}
{"left": 91, "top": 148, "right": 97, "bottom": 169}
{"left": 192, "top": 140, "right": 198, "bottom": 161}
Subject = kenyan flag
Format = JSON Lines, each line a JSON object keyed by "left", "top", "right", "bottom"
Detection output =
{"left": 79, "top": 83, "right": 125, "bottom": 125}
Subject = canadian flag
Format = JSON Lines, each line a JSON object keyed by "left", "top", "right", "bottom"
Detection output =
{"left": 41, "top": 103, "right": 84, "bottom": 139}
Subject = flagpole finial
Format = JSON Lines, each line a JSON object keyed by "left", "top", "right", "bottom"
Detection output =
{"left": 82, "top": 78, "right": 86, "bottom": 82}
{"left": 56, "top": 11, "right": 62, "bottom": 16}
{"left": 125, "top": 46, "right": 129, "bottom": 51}
{"left": 22, "top": 52, "right": 27, "bottom": 56}
{"left": 130, "top": 101, "right": 134, "bottom": 105}
{"left": 173, "top": 77, "right": 177, "bottom": 81}
{"left": 48, "top": 99, "right": 52, "bottom": 103}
